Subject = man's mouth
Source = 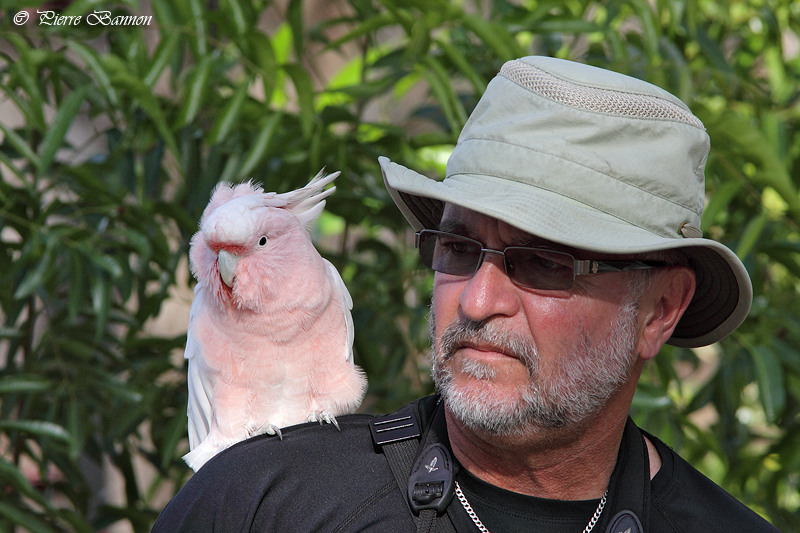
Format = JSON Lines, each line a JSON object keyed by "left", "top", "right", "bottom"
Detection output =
{"left": 456, "top": 341, "right": 518, "bottom": 359}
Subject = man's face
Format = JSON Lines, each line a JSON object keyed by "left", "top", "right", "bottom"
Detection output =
{"left": 430, "top": 204, "right": 646, "bottom": 437}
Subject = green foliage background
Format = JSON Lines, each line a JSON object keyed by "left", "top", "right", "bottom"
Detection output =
{"left": 0, "top": 0, "right": 797, "bottom": 530}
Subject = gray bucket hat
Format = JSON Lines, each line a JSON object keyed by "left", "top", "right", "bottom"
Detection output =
{"left": 379, "top": 55, "right": 751, "bottom": 348}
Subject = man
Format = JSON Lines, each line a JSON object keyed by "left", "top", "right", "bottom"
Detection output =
{"left": 152, "top": 56, "right": 778, "bottom": 532}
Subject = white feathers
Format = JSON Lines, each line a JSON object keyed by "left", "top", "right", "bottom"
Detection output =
{"left": 182, "top": 169, "right": 366, "bottom": 472}
{"left": 270, "top": 169, "right": 340, "bottom": 228}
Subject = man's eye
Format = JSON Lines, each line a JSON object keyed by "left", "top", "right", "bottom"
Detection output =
{"left": 532, "top": 251, "right": 572, "bottom": 270}
{"left": 440, "top": 239, "right": 475, "bottom": 255}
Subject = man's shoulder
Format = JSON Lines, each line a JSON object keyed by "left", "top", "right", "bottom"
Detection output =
{"left": 647, "top": 433, "right": 779, "bottom": 532}
{"left": 152, "top": 397, "right": 438, "bottom": 532}
{"left": 198, "top": 394, "right": 439, "bottom": 475}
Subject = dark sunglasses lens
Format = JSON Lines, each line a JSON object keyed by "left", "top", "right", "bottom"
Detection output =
{"left": 505, "top": 248, "right": 575, "bottom": 290}
{"left": 419, "top": 232, "right": 481, "bottom": 276}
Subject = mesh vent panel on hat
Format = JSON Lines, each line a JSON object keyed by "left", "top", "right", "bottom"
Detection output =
{"left": 499, "top": 60, "right": 705, "bottom": 130}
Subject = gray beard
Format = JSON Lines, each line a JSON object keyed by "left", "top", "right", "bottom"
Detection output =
{"left": 430, "top": 299, "right": 640, "bottom": 437}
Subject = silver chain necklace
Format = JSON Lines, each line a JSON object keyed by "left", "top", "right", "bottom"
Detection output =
{"left": 454, "top": 481, "right": 608, "bottom": 533}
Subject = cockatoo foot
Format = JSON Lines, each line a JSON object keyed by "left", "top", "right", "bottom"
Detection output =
{"left": 306, "top": 410, "right": 341, "bottom": 431}
{"left": 257, "top": 423, "right": 283, "bottom": 440}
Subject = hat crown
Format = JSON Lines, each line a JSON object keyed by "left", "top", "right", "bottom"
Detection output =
{"left": 499, "top": 58, "right": 704, "bottom": 129}
{"left": 447, "top": 56, "right": 710, "bottom": 241}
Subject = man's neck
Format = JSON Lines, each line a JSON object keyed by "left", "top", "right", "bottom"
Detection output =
{"left": 445, "top": 407, "right": 628, "bottom": 501}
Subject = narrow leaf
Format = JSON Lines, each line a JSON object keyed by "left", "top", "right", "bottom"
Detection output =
{"left": 461, "top": 14, "right": 517, "bottom": 60}
{"left": 188, "top": 0, "right": 208, "bottom": 56}
{"left": 751, "top": 345, "right": 786, "bottom": 422}
{"left": 13, "top": 236, "right": 57, "bottom": 300}
{"left": 0, "top": 501, "right": 57, "bottom": 533}
{"left": 0, "top": 375, "right": 52, "bottom": 393}
{"left": 0, "top": 122, "right": 41, "bottom": 169}
{"left": 0, "top": 420, "right": 71, "bottom": 442}
{"left": 144, "top": 32, "right": 181, "bottom": 89}
{"left": 288, "top": 0, "right": 305, "bottom": 58}
{"left": 209, "top": 82, "right": 249, "bottom": 144}
{"left": 223, "top": 0, "right": 248, "bottom": 37}
{"left": 282, "top": 63, "right": 315, "bottom": 138}
{"left": 65, "top": 41, "right": 118, "bottom": 106}
{"left": 38, "top": 86, "right": 88, "bottom": 175}
{"left": 176, "top": 56, "right": 213, "bottom": 127}
{"left": 239, "top": 113, "right": 282, "bottom": 176}
{"left": 103, "top": 54, "right": 180, "bottom": 162}
{"left": 736, "top": 211, "right": 768, "bottom": 260}
{"left": 91, "top": 273, "right": 111, "bottom": 340}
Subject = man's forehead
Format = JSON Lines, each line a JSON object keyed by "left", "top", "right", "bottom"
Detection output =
{"left": 439, "top": 203, "right": 558, "bottom": 248}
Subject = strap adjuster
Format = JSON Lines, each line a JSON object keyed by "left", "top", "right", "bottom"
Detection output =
{"left": 370, "top": 408, "right": 421, "bottom": 446}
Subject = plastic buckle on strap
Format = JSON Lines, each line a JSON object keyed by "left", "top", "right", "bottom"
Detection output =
{"left": 408, "top": 443, "right": 454, "bottom": 514}
{"left": 371, "top": 409, "right": 421, "bottom": 446}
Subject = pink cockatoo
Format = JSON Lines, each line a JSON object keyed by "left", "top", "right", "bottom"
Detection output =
{"left": 182, "top": 170, "right": 367, "bottom": 471}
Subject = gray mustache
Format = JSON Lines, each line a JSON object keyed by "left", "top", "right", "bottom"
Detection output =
{"left": 438, "top": 318, "right": 537, "bottom": 370}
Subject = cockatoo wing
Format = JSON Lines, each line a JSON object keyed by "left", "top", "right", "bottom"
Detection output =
{"left": 323, "top": 257, "right": 355, "bottom": 364}
{"left": 185, "top": 283, "right": 212, "bottom": 451}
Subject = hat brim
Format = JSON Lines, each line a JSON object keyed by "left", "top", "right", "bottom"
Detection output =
{"left": 379, "top": 156, "right": 752, "bottom": 348}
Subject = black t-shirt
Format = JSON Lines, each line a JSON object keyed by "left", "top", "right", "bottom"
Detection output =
{"left": 152, "top": 396, "right": 779, "bottom": 532}
{"left": 451, "top": 468, "right": 604, "bottom": 531}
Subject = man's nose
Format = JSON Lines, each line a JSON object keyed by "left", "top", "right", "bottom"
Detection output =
{"left": 459, "top": 252, "right": 520, "bottom": 322}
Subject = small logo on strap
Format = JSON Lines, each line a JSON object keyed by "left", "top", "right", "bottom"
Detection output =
{"left": 425, "top": 456, "right": 438, "bottom": 473}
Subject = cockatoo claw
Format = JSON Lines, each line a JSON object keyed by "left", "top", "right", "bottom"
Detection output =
{"left": 258, "top": 423, "right": 283, "bottom": 440}
{"left": 307, "top": 411, "right": 341, "bottom": 431}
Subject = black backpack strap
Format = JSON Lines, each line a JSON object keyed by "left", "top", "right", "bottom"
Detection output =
{"left": 371, "top": 399, "right": 457, "bottom": 533}
{"left": 371, "top": 405, "right": 422, "bottom": 508}
{"left": 599, "top": 417, "right": 649, "bottom": 533}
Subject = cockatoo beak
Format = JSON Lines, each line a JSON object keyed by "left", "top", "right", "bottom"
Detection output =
{"left": 218, "top": 250, "right": 239, "bottom": 288}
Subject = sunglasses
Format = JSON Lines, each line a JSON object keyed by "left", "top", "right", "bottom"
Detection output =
{"left": 416, "top": 229, "right": 668, "bottom": 290}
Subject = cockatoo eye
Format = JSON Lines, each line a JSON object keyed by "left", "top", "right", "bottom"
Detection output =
{"left": 258, "top": 236, "right": 268, "bottom": 246}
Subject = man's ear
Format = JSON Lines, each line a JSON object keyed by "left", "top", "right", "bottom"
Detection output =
{"left": 637, "top": 266, "right": 696, "bottom": 360}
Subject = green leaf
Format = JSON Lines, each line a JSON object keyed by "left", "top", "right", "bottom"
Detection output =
{"left": 65, "top": 41, "right": 119, "bottom": 106}
{"left": 159, "top": 408, "right": 188, "bottom": 469}
{"left": 37, "top": 86, "right": 88, "bottom": 175}
{"left": 13, "top": 235, "right": 57, "bottom": 300}
{"left": 282, "top": 63, "right": 316, "bottom": 138}
{"left": 0, "top": 122, "right": 40, "bottom": 169}
{"left": 209, "top": 82, "right": 249, "bottom": 144}
{"left": 2, "top": 34, "right": 46, "bottom": 130}
{"left": 750, "top": 345, "right": 786, "bottom": 423}
{"left": 460, "top": 14, "right": 517, "bottom": 60}
{"left": 0, "top": 420, "right": 72, "bottom": 443}
{"left": 222, "top": 0, "right": 248, "bottom": 37}
{"left": 0, "top": 501, "right": 57, "bottom": 533}
{"left": 288, "top": 0, "right": 305, "bottom": 58}
{"left": 91, "top": 273, "right": 111, "bottom": 340}
{"left": 418, "top": 56, "right": 466, "bottom": 135}
{"left": 239, "top": 112, "right": 282, "bottom": 176}
{"left": 245, "top": 32, "right": 278, "bottom": 101}
{"left": 144, "top": 32, "right": 181, "bottom": 89}
{"left": 736, "top": 211, "right": 768, "bottom": 260}
{"left": 186, "top": 0, "right": 209, "bottom": 56}
{"left": 324, "top": 11, "right": 396, "bottom": 50}
{"left": 0, "top": 375, "right": 52, "bottom": 394}
{"left": 176, "top": 56, "right": 213, "bottom": 127}
{"left": 102, "top": 54, "right": 180, "bottom": 162}
{"left": 702, "top": 181, "right": 743, "bottom": 232}
{"left": 66, "top": 248, "right": 85, "bottom": 323}
{"left": 438, "top": 40, "right": 486, "bottom": 95}
{"left": 0, "top": 457, "right": 51, "bottom": 508}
